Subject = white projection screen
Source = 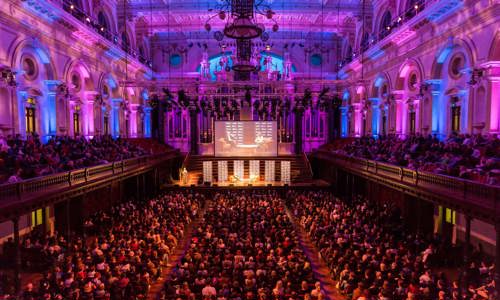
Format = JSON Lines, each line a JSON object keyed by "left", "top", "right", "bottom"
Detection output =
{"left": 215, "top": 121, "right": 277, "bottom": 157}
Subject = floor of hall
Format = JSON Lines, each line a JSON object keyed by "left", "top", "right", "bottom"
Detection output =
{"left": 150, "top": 198, "right": 347, "bottom": 300}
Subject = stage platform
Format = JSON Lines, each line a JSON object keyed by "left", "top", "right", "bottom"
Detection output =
{"left": 166, "top": 179, "right": 331, "bottom": 189}
{"left": 180, "top": 155, "right": 314, "bottom": 186}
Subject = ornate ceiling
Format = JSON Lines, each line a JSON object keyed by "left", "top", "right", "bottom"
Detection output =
{"left": 121, "top": 0, "right": 362, "bottom": 39}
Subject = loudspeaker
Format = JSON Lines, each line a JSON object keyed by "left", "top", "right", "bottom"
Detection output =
{"left": 213, "top": 184, "right": 218, "bottom": 187}
{"left": 248, "top": 184, "right": 252, "bottom": 187}
{"left": 191, "top": 184, "right": 195, "bottom": 187}
{"left": 267, "top": 184, "right": 272, "bottom": 187}
{"left": 284, "top": 184, "right": 289, "bottom": 187}
{"left": 204, "top": 182, "right": 211, "bottom": 186}
{"left": 229, "top": 184, "right": 234, "bottom": 187}
{"left": 174, "top": 184, "right": 179, "bottom": 187}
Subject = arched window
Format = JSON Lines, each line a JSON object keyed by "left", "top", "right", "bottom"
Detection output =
{"left": 121, "top": 32, "right": 129, "bottom": 51}
{"left": 25, "top": 98, "right": 37, "bottom": 134}
{"left": 98, "top": 11, "right": 109, "bottom": 33}
{"left": 73, "top": 0, "right": 83, "bottom": 10}
{"left": 346, "top": 45, "right": 353, "bottom": 61}
{"left": 379, "top": 11, "right": 392, "bottom": 39}
{"left": 360, "top": 32, "right": 370, "bottom": 51}
{"left": 139, "top": 45, "right": 145, "bottom": 58}
{"left": 405, "top": 0, "right": 424, "bottom": 19}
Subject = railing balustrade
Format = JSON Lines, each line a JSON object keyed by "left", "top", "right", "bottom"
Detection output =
{"left": 314, "top": 150, "right": 499, "bottom": 217}
{"left": 0, "top": 150, "right": 179, "bottom": 202}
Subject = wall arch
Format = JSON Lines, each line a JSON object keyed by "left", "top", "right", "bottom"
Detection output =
{"left": 11, "top": 39, "right": 56, "bottom": 83}
{"left": 10, "top": 39, "right": 58, "bottom": 139}
{"left": 372, "top": 1, "right": 396, "bottom": 39}
{"left": 430, "top": 38, "right": 476, "bottom": 137}
{"left": 488, "top": 30, "right": 500, "bottom": 61}
{"left": 431, "top": 37, "right": 476, "bottom": 79}
{"left": 395, "top": 58, "right": 424, "bottom": 90}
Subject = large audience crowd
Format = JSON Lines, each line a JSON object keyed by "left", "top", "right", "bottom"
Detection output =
{"left": 162, "top": 191, "right": 322, "bottom": 300}
{"left": 1, "top": 188, "right": 496, "bottom": 299}
{"left": 327, "top": 134, "right": 500, "bottom": 185}
{"left": 1, "top": 192, "right": 202, "bottom": 299}
{"left": 289, "top": 191, "right": 496, "bottom": 300}
{"left": 0, "top": 134, "right": 149, "bottom": 184}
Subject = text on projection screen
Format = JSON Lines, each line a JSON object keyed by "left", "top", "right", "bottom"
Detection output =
{"left": 214, "top": 121, "right": 277, "bottom": 156}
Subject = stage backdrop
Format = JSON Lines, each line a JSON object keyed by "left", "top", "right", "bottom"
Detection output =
{"left": 215, "top": 121, "right": 277, "bottom": 156}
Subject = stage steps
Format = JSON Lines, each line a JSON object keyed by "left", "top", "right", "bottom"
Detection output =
{"left": 182, "top": 155, "right": 313, "bottom": 185}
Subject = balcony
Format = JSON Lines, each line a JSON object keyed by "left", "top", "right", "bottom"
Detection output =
{"left": 312, "top": 149, "right": 500, "bottom": 223}
{"left": 339, "top": 0, "right": 464, "bottom": 69}
{"left": 0, "top": 149, "right": 181, "bottom": 221}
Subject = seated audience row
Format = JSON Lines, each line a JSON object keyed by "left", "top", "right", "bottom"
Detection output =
{"left": 326, "top": 134, "right": 499, "bottom": 185}
{"left": 288, "top": 191, "right": 495, "bottom": 300}
{"left": 162, "top": 191, "right": 322, "bottom": 300}
{"left": 0, "top": 134, "right": 149, "bottom": 184}
{"left": 1, "top": 192, "right": 202, "bottom": 299}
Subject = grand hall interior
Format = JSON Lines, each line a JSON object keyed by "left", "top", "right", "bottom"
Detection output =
{"left": 0, "top": 0, "right": 499, "bottom": 299}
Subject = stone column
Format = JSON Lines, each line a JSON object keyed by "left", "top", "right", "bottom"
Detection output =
{"left": 189, "top": 99, "right": 199, "bottom": 154}
{"left": 110, "top": 98, "right": 123, "bottom": 138}
{"left": 84, "top": 92, "right": 98, "bottom": 138}
{"left": 392, "top": 91, "right": 405, "bottom": 137}
{"left": 13, "top": 216, "right": 21, "bottom": 295}
{"left": 370, "top": 98, "right": 380, "bottom": 136}
{"left": 294, "top": 101, "right": 305, "bottom": 154}
{"left": 44, "top": 80, "right": 62, "bottom": 141}
{"left": 464, "top": 215, "right": 471, "bottom": 265}
{"left": 426, "top": 79, "right": 443, "bottom": 138}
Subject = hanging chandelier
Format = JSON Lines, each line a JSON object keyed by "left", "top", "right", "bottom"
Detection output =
{"left": 233, "top": 40, "right": 259, "bottom": 72}
{"left": 205, "top": 0, "right": 278, "bottom": 77}
{"left": 205, "top": 0, "right": 278, "bottom": 40}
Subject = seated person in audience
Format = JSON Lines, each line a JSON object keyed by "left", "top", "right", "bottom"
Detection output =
{"left": 327, "top": 133, "right": 499, "bottom": 184}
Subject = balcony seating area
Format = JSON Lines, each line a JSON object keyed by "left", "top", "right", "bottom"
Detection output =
{"left": 320, "top": 134, "right": 500, "bottom": 185}
{"left": 0, "top": 134, "right": 149, "bottom": 184}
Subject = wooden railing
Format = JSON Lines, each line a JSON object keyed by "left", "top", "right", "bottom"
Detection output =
{"left": 314, "top": 150, "right": 500, "bottom": 218}
{"left": 0, "top": 150, "right": 180, "bottom": 203}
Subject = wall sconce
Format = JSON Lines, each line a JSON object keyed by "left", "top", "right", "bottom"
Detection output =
{"left": 1, "top": 68, "right": 17, "bottom": 86}
{"left": 418, "top": 82, "right": 430, "bottom": 99}
{"left": 468, "top": 68, "right": 484, "bottom": 86}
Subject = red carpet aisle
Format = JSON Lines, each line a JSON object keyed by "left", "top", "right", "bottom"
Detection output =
{"left": 148, "top": 202, "right": 208, "bottom": 299}
{"left": 286, "top": 208, "right": 346, "bottom": 300}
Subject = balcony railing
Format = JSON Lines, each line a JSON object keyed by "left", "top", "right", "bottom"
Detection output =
{"left": 314, "top": 149, "right": 500, "bottom": 220}
{"left": 0, "top": 150, "right": 180, "bottom": 203}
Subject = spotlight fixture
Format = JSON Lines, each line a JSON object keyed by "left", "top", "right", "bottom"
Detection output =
{"left": 70, "top": 4, "right": 74, "bottom": 9}
{"left": 100, "top": 27, "right": 104, "bottom": 32}
{"left": 86, "top": 17, "right": 90, "bottom": 22}
{"left": 414, "top": 4, "right": 419, "bottom": 10}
